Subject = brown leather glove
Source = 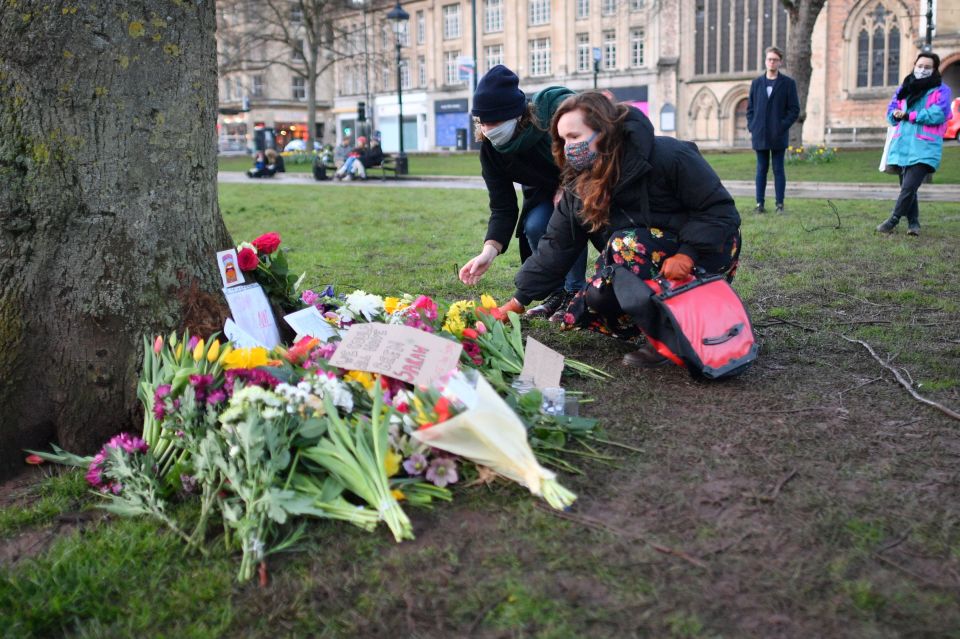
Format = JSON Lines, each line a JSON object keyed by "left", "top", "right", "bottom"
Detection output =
{"left": 660, "top": 253, "right": 694, "bottom": 282}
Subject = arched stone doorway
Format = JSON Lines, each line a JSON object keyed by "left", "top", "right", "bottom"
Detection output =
{"left": 734, "top": 98, "right": 750, "bottom": 147}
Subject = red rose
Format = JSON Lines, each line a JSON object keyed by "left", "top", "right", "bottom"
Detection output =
{"left": 237, "top": 247, "right": 259, "bottom": 271}
{"left": 252, "top": 232, "right": 281, "bottom": 255}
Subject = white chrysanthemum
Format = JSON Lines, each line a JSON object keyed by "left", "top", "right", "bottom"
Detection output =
{"left": 338, "top": 290, "right": 385, "bottom": 322}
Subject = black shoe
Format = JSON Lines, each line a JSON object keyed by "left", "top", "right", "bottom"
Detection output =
{"left": 775, "top": 203, "right": 785, "bottom": 214}
{"left": 876, "top": 219, "right": 897, "bottom": 234}
{"left": 754, "top": 203, "right": 766, "bottom": 214}
{"left": 622, "top": 345, "right": 669, "bottom": 368}
{"left": 907, "top": 225, "right": 920, "bottom": 236}
{"left": 525, "top": 290, "right": 568, "bottom": 319}
{"left": 548, "top": 291, "right": 577, "bottom": 323}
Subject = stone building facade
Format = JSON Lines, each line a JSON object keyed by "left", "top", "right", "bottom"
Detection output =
{"left": 216, "top": 0, "right": 959, "bottom": 153}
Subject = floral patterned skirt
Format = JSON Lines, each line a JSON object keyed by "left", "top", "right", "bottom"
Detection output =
{"left": 559, "top": 228, "right": 740, "bottom": 339}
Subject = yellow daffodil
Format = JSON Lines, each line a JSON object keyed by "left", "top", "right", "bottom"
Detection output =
{"left": 344, "top": 370, "right": 375, "bottom": 390}
{"left": 391, "top": 489, "right": 406, "bottom": 501}
{"left": 384, "top": 296, "right": 409, "bottom": 315}
{"left": 206, "top": 339, "right": 221, "bottom": 362}
{"left": 221, "top": 347, "right": 269, "bottom": 370}
{"left": 385, "top": 450, "right": 402, "bottom": 477}
{"left": 480, "top": 294, "right": 497, "bottom": 308}
{"left": 192, "top": 338, "right": 205, "bottom": 362}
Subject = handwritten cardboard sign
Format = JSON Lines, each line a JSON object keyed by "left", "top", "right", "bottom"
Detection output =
{"left": 520, "top": 336, "right": 565, "bottom": 389}
{"left": 328, "top": 323, "right": 462, "bottom": 387}
{"left": 223, "top": 283, "right": 281, "bottom": 349}
{"left": 283, "top": 306, "right": 338, "bottom": 343}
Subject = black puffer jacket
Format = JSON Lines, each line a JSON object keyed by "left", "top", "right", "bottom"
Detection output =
{"left": 513, "top": 107, "right": 741, "bottom": 305}
{"left": 480, "top": 86, "right": 574, "bottom": 260}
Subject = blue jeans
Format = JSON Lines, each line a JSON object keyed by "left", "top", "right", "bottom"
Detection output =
{"left": 524, "top": 200, "right": 587, "bottom": 293}
{"left": 755, "top": 149, "right": 786, "bottom": 206}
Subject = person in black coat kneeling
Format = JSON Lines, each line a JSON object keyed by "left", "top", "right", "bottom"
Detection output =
{"left": 493, "top": 91, "right": 742, "bottom": 368}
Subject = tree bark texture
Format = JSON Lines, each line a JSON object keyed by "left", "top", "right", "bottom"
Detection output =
{"left": 784, "top": 0, "right": 827, "bottom": 146}
{"left": 0, "top": 1, "right": 231, "bottom": 478}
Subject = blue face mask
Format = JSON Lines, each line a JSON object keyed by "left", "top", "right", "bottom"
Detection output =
{"left": 564, "top": 132, "right": 598, "bottom": 171}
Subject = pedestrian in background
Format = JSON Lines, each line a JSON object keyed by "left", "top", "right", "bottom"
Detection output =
{"left": 876, "top": 52, "right": 952, "bottom": 237}
{"left": 747, "top": 46, "right": 800, "bottom": 214}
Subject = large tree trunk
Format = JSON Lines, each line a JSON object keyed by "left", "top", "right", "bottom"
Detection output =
{"left": 784, "top": 0, "right": 827, "bottom": 146}
{"left": 0, "top": 1, "right": 231, "bottom": 478}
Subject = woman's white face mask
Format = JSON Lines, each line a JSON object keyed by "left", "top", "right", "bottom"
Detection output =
{"left": 913, "top": 67, "right": 933, "bottom": 80}
{"left": 483, "top": 117, "right": 519, "bottom": 147}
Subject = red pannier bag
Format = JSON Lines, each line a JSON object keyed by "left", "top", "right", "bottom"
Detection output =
{"left": 644, "top": 274, "right": 757, "bottom": 379}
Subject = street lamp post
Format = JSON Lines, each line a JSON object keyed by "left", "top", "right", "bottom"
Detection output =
{"left": 387, "top": 2, "right": 410, "bottom": 175}
{"left": 922, "top": 1, "right": 935, "bottom": 53}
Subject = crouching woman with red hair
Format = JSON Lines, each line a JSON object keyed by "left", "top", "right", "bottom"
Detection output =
{"left": 497, "top": 92, "right": 742, "bottom": 368}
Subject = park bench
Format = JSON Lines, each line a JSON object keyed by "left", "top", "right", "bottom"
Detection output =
{"left": 368, "top": 154, "right": 399, "bottom": 180}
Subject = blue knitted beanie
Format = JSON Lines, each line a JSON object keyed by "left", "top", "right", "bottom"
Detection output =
{"left": 471, "top": 65, "right": 526, "bottom": 123}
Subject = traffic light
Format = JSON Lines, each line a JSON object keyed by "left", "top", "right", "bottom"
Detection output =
{"left": 357, "top": 101, "right": 366, "bottom": 122}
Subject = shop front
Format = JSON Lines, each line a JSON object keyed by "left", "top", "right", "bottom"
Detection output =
{"left": 434, "top": 98, "right": 470, "bottom": 150}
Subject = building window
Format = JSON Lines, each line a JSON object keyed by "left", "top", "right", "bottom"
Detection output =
{"left": 485, "top": 44, "right": 504, "bottom": 71}
{"left": 602, "top": 30, "right": 616, "bottom": 69}
{"left": 400, "top": 58, "right": 411, "bottom": 89}
{"left": 630, "top": 28, "right": 645, "bottom": 67}
{"left": 485, "top": 0, "right": 503, "bottom": 33}
{"left": 290, "top": 4, "right": 303, "bottom": 23}
{"left": 251, "top": 74, "right": 264, "bottom": 97}
{"left": 694, "top": 0, "right": 789, "bottom": 77}
{"left": 602, "top": 0, "right": 617, "bottom": 15}
{"left": 417, "top": 10, "right": 425, "bottom": 44}
{"left": 292, "top": 38, "right": 305, "bottom": 61}
{"left": 576, "top": 33, "right": 591, "bottom": 72}
{"left": 418, "top": 56, "right": 427, "bottom": 87}
{"left": 445, "top": 50, "right": 463, "bottom": 85}
{"left": 292, "top": 76, "right": 305, "bottom": 100}
{"left": 443, "top": 4, "right": 461, "bottom": 39}
{"left": 529, "top": 38, "right": 551, "bottom": 76}
{"left": 529, "top": 0, "right": 550, "bottom": 26}
{"left": 855, "top": 4, "right": 901, "bottom": 88}
{"left": 576, "top": 0, "right": 589, "bottom": 19}
{"left": 630, "top": 0, "right": 645, "bottom": 10}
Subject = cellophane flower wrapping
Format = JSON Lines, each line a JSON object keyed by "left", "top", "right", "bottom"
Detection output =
{"left": 411, "top": 375, "right": 576, "bottom": 509}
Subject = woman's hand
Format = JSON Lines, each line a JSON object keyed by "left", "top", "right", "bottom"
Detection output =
{"left": 459, "top": 245, "right": 499, "bottom": 285}
{"left": 892, "top": 109, "right": 906, "bottom": 121}
{"left": 660, "top": 254, "right": 694, "bottom": 282}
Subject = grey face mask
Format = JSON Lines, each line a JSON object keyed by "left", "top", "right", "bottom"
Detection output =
{"left": 914, "top": 67, "right": 933, "bottom": 80}
{"left": 484, "top": 118, "right": 519, "bottom": 148}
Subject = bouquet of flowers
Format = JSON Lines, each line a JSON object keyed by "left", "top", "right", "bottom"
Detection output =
{"left": 236, "top": 232, "right": 304, "bottom": 314}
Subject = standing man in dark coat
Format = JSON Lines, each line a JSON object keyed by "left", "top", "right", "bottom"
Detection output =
{"left": 747, "top": 46, "right": 800, "bottom": 213}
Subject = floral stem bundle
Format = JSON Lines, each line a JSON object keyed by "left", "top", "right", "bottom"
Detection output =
{"left": 300, "top": 388, "right": 413, "bottom": 542}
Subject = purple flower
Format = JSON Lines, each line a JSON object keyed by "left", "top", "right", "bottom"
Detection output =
{"left": 189, "top": 374, "right": 214, "bottom": 403}
{"left": 319, "top": 285, "right": 335, "bottom": 297}
{"left": 85, "top": 433, "right": 147, "bottom": 493}
{"left": 425, "top": 457, "right": 458, "bottom": 488}
{"left": 206, "top": 388, "right": 227, "bottom": 405}
{"left": 301, "top": 289, "right": 320, "bottom": 306}
{"left": 153, "top": 384, "right": 173, "bottom": 420}
{"left": 187, "top": 335, "right": 200, "bottom": 351}
{"left": 403, "top": 453, "right": 429, "bottom": 476}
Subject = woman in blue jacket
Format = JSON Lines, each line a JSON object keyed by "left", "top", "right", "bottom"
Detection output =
{"left": 876, "top": 52, "right": 953, "bottom": 236}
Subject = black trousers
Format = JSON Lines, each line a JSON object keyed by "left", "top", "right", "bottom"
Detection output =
{"left": 890, "top": 164, "right": 932, "bottom": 227}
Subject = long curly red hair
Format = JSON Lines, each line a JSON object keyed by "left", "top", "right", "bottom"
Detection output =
{"left": 550, "top": 92, "right": 630, "bottom": 232}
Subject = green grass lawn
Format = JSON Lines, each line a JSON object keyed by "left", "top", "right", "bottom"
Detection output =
{"left": 3, "top": 184, "right": 960, "bottom": 637}
{"left": 220, "top": 144, "right": 960, "bottom": 183}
